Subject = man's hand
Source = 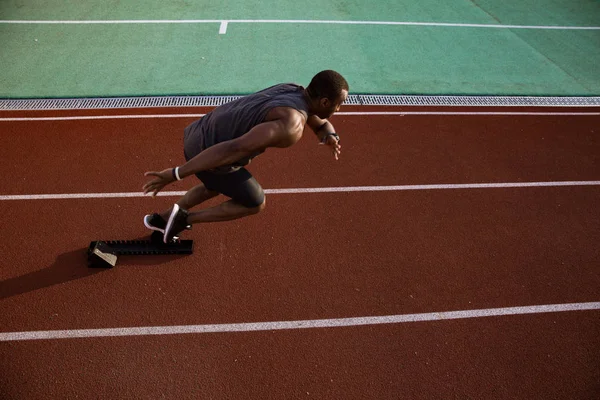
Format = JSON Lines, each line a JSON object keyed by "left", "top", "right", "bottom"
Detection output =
{"left": 307, "top": 115, "right": 341, "bottom": 160}
{"left": 143, "top": 168, "right": 176, "bottom": 197}
{"left": 324, "top": 134, "right": 341, "bottom": 160}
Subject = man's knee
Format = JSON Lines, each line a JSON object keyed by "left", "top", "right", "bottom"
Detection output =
{"left": 247, "top": 197, "right": 266, "bottom": 215}
{"left": 233, "top": 177, "right": 265, "bottom": 212}
{"left": 240, "top": 184, "right": 265, "bottom": 213}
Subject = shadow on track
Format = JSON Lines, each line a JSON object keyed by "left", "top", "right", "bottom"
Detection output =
{"left": 0, "top": 236, "right": 194, "bottom": 300}
{"left": 0, "top": 247, "right": 100, "bottom": 301}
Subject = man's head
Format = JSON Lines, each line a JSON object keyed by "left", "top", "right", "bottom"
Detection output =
{"left": 306, "top": 70, "right": 349, "bottom": 118}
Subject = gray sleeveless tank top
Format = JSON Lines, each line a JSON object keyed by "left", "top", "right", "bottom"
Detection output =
{"left": 184, "top": 83, "right": 310, "bottom": 173}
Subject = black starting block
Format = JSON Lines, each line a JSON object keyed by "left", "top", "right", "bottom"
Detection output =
{"left": 88, "top": 232, "right": 193, "bottom": 268}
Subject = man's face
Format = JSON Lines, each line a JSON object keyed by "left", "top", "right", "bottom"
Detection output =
{"left": 318, "top": 89, "right": 348, "bottom": 118}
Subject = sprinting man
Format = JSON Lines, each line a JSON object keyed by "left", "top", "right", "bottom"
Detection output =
{"left": 142, "top": 70, "right": 349, "bottom": 243}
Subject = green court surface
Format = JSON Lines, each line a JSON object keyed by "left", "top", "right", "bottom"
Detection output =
{"left": 1, "top": 0, "right": 599, "bottom": 98}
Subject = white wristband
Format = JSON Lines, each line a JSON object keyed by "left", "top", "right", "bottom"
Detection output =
{"left": 174, "top": 167, "right": 182, "bottom": 181}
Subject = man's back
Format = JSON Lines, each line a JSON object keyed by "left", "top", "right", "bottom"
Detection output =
{"left": 184, "top": 83, "right": 310, "bottom": 165}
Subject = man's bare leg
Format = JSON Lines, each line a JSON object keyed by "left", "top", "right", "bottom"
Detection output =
{"left": 159, "top": 183, "right": 218, "bottom": 220}
{"left": 187, "top": 199, "right": 266, "bottom": 223}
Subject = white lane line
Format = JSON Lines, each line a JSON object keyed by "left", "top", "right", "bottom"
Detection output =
{"left": 219, "top": 21, "right": 228, "bottom": 34}
{"left": 1, "top": 19, "right": 599, "bottom": 30}
{"left": 1, "top": 302, "right": 598, "bottom": 342}
{"left": 1, "top": 111, "right": 599, "bottom": 121}
{"left": 338, "top": 112, "right": 600, "bottom": 116}
{"left": 1, "top": 181, "right": 599, "bottom": 201}
{"left": 0, "top": 114, "right": 206, "bottom": 122}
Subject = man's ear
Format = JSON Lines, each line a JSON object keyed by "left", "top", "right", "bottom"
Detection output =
{"left": 320, "top": 97, "right": 331, "bottom": 108}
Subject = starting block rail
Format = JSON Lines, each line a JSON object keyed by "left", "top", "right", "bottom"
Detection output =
{"left": 88, "top": 233, "right": 193, "bottom": 268}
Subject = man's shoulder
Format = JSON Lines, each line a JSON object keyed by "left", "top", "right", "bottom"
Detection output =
{"left": 264, "top": 106, "right": 307, "bottom": 126}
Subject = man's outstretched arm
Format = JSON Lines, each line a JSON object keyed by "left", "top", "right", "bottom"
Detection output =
{"left": 143, "top": 113, "right": 304, "bottom": 196}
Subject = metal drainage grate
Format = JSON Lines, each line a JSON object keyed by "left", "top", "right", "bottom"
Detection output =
{"left": 357, "top": 95, "right": 600, "bottom": 107}
{"left": 1, "top": 95, "right": 599, "bottom": 110}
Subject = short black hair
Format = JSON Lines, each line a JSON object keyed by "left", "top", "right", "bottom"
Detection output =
{"left": 306, "top": 70, "right": 349, "bottom": 100}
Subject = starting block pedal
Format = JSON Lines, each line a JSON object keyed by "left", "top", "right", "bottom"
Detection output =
{"left": 88, "top": 234, "right": 194, "bottom": 268}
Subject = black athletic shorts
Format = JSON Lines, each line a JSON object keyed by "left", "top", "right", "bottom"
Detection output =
{"left": 184, "top": 151, "right": 265, "bottom": 208}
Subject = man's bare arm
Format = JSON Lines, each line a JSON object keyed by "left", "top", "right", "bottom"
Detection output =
{"left": 307, "top": 115, "right": 336, "bottom": 142}
{"left": 178, "top": 119, "right": 299, "bottom": 178}
{"left": 143, "top": 111, "right": 304, "bottom": 196}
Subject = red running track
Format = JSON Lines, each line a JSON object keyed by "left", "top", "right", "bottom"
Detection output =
{"left": 0, "top": 105, "right": 599, "bottom": 399}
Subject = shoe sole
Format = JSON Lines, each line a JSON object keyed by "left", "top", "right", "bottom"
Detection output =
{"left": 143, "top": 215, "right": 165, "bottom": 234}
{"left": 164, "top": 204, "right": 181, "bottom": 244}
